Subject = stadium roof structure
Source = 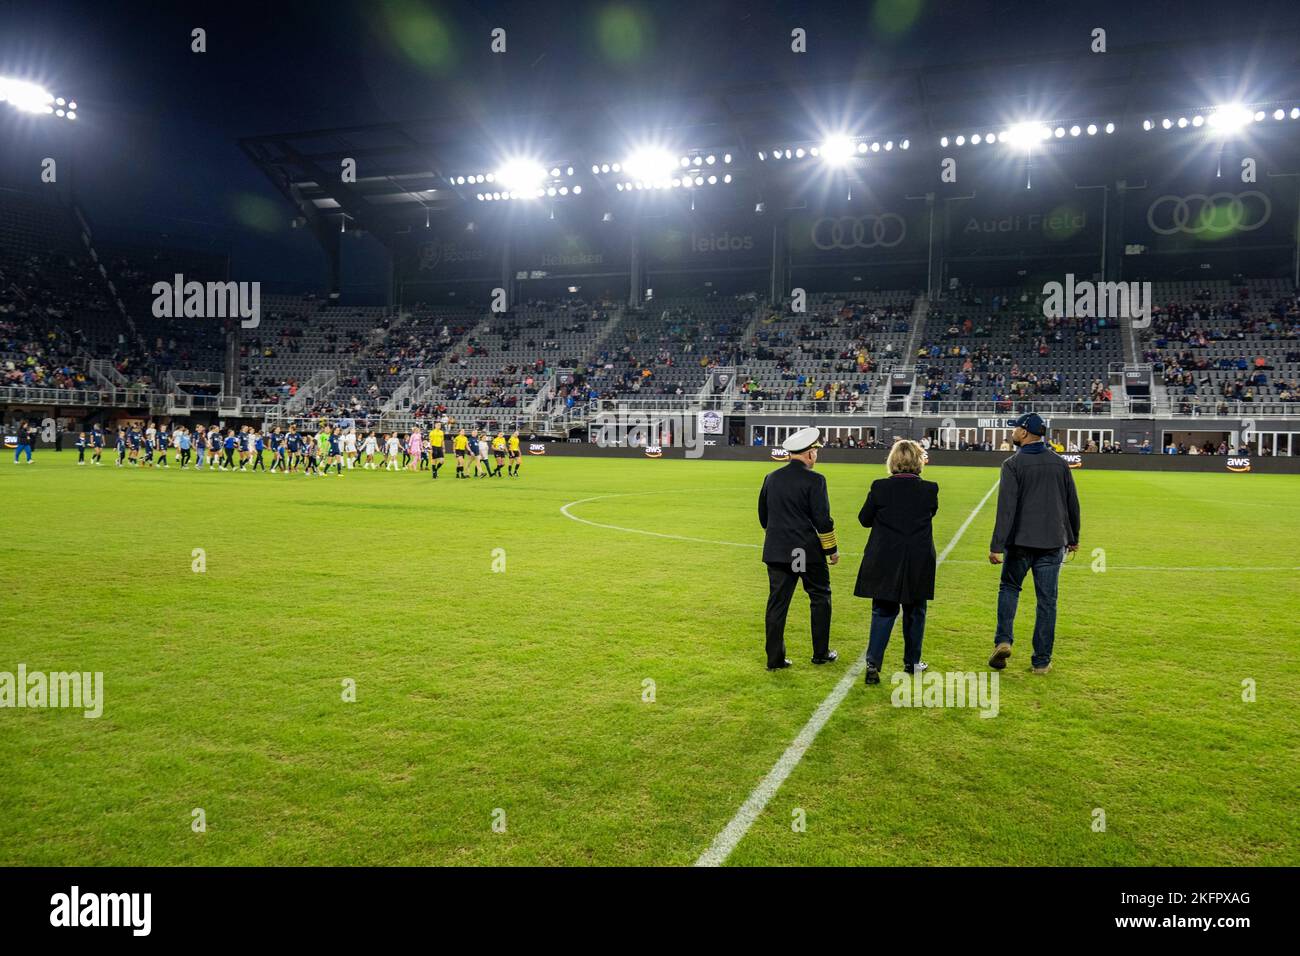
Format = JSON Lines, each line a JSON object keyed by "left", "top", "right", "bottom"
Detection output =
{"left": 239, "top": 30, "right": 1300, "bottom": 250}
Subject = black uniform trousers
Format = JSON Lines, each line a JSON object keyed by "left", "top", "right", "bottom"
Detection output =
{"left": 764, "top": 559, "right": 832, "bottom": 666}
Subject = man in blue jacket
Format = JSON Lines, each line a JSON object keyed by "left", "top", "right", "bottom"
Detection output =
{"left": 988, "top": 413, "right": 1081, "bottom": 674}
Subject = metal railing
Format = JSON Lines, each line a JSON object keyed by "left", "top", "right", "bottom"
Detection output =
{"left": 0, "top": 385, "right": 150, "bottom": 408}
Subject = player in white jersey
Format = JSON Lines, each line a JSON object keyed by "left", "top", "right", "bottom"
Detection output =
{"left": 384, "top": 433, "right": 400, "bottom": 470}
{"left": 344, "top": 429, "right": 358, "bottom": 469}
{"left": 362, "top": 431, "right": 378, "bottom": 468}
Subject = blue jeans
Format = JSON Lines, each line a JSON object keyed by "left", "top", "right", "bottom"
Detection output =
{"left": 14, "top": 444, "right": 31, "bottom": 462}
{"left": 995, "top": 546, "right": 1065, "bottom": 667}
{"left": 866, "top": 599, "right": 926, "bottom": 669}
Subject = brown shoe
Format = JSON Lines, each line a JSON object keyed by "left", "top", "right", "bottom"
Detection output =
{"left": 989, "top": 643, "right": 1012, "bottom": 670}
{"left": 1031, "top": 663, "right": 1052, "bottom": 675}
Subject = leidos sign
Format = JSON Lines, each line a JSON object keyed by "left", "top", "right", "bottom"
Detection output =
{"left": 691, "top": 230, "right": 755, "bottom": 254}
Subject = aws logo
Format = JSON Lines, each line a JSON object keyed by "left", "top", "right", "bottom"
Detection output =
{"left": 1060, "top": 453, "right": 1083, "bottom": 469}
{"left": 527, "top": 443, "right": 547, "bottom": 456}
{"left": 770, "top": 447, "right": 790, "bottom": 461}
{"left": 644, "top": 446, "right": 663, "bottom": 458}
{"left": 1226, "top": 457, "right": 1251, "bottom": 473}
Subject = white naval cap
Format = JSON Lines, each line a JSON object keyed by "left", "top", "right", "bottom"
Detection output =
{"left": 781, "top": 426, "right": 823, "bottom": 454}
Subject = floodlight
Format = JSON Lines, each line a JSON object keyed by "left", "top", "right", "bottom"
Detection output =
{"left": 955, "top": 135, "right": 965, "bottom": 145}
{"left": 1274, "top": 109, "right": 1285, "bottom": 120}
{"left": 1087, "top": 124, "right": 1097, "bottom": 135}
{"left": 820, "top": 135, "right": 854, "bottom": 165}
{"left": 624, "top": 149, "right": 677, "bottom": 183}
{"left": 1292, "top": 108, "right": 1300, "bottom": 119}
{"left": 1004, "top": 123, "right": 1038, "bottom": 149}
{"left": 496, "top": 159, "right": 546, "bottom": 195}
{"left": 1161, "top": 118, "right": 1172, "bottom": 129}
{"left": 1105, "top": 122, "right": 1115, "bottom": 133}
{"left": 0, "top": 77, "right": 55, "bottom": 113}
{"left": 939, "top": 136, "right": 949, "bottom": 147}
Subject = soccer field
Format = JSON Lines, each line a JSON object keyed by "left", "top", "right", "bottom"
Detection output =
{"left": 1, "top": 453, "right": 1297, "bottom": 866}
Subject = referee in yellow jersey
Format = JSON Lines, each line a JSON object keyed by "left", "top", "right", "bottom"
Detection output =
{"left": 507, "top": 429, "right": 521, "bottom": 477}
{"left": 453, "top": 428, "right": 469, "bottom": 479}
{"left": 429, "top": 423, "right": 445, "bottom": 479}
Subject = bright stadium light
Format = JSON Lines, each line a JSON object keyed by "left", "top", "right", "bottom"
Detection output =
{"left": 1207, "top": 104, "right": 1252, "bottom": 129}
{"left": 622, "top": 148, "right": 677, "bottom": 184}
{"left": 820, "top": 135, "right": 854, "bottom": 165}
{"left": 495, "top": 159, "right": 547, "bottom": 196}
{"left": 0, "top": 77, "right": 65, "bottom": 116}
{"left": 1004, "top": 123, "right": 1039, "bottom": 150}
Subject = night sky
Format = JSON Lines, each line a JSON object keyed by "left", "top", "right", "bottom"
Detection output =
{"left": 2, "top": 0, "right": 1298, "bottom": 291}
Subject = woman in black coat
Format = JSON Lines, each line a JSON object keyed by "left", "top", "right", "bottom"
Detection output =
{"left": 855, "top": 439, "right": 939, "bottom": 685}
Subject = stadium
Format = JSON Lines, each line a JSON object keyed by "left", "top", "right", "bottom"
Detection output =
{"left": 0, "top": 0, "right": 1296, "bottom": 931}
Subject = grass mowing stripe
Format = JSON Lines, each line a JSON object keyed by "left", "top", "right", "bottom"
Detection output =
{"left": 693, "top": 479, "right": 1000, "bottom": 867}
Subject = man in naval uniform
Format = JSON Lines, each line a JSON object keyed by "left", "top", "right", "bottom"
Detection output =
{"left": 757, "top": 426, "right": 839, "bottom": 670}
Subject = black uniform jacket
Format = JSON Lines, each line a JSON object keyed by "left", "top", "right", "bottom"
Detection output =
{"left": 853, "top": 474, "right": 938, "bottom": 604}
{"left": 758, "top": 461, "right": 837, "bottom": 565}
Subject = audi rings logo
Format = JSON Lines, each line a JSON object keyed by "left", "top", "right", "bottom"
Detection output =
{"left": 811, "top": 214, "right": 907, "bottom": 249}
{"left": 1146, "top": 191, "right": 1271, "bottom": 236}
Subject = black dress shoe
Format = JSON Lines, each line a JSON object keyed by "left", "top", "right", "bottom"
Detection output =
{"left": 767, "top": 659, "right": 792, "bottom": 670}
{"left": 904, "top": 661, "right": 928, "bottom": 675}
{"left": 811, "top": 650, "right": 839, "bottom": 665}
{"left": 864, "top": 664, "right": 881, "bottom": 685}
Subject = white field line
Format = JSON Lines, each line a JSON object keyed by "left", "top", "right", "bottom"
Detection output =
{"left": 557, "top": 484, "right": 1290, "bottom": 867}
{"left": 560, "top": 492, "right": 760, "bottom": 549}
{"left": 559, "top": 496, "right": 1294, "bottom": 574}
{"left": 692, "top": 478, "right": 1000, "bottom": 867}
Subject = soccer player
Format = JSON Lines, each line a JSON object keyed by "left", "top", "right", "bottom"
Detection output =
{"left": 328, "top": 427, "right": 344, "bottom": 476}
{"left": 491, "top": 431, "right": 507, "bottom": 477}
{"left": 155, "top": 423, "right": 169, "bottom": 468}
{"left": 343, "top": 428, "right": 358, "bottom": 470}
{"left": 251, "top": 429, "right": 266, "bottom": 471}
{"left": 409, "top": 427, "right": 423, "bottom": 471}
{"left": 222, "top": 429, "right": 236, "bottom": 470}
{"left": 178, "top": 428, "right": 192, "bottom": 468}
{"left": 507, "top": 429, "right": 521, "bottom": 477}
{"left": 466, "top": 430, "right": 481, "bottom": 478}
{"left": 476, "top": 430, "right": 491, "bottom": 478}
{"left": 286, "top": 426, "right": 300, "bottom": 473}
{"left": 304, "top": 434, "right": 319, "bottom": 476}
{"left": 361, "top": 430, "right": 378, "bottom": 468}
{"left": 91, "top": 425, "right": 104, "bottom": 466}
{"left": 453, "top": 428, "right": 469, "bottom": 478}
{"left": 194, "top": 425, "right": 206, "bottom": 470}
{"left": 429, "top": 423, "right": 445, "bottom": 479}
{"left": 384, "top": 432, "right": 400, "bottom": 471}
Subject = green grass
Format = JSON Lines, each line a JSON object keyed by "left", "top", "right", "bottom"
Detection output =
{"left": 0, "top": 452, "right": 1296, "bottom": 866}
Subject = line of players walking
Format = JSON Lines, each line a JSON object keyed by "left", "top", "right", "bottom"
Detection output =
{"left": 78, "top": 422, "right": 524, "bottom": 479}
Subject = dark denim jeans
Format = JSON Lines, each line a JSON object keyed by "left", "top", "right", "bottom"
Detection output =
{"left": 866, "top": 599, "right": 926, "bottom": 670}
{"left": 995, "top": 545, "right": 1065, "bottom": 668}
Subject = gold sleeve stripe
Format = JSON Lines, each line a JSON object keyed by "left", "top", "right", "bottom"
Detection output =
{"left": 817, "top": 530, "right": 838, "bottom": 549}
